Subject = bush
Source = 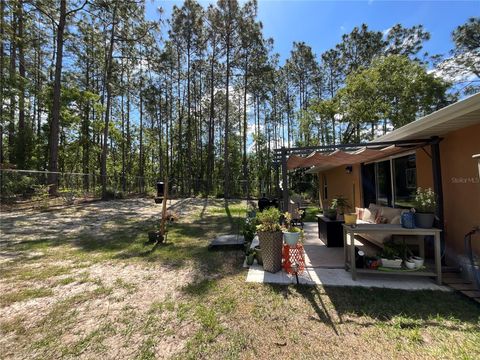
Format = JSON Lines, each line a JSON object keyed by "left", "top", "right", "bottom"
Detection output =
{"left": 0, "top": 173, "right": 36, "bottom": 200}
{"left": 256, "top": 207, "right": 282, "bottom": 232}
{"left": 102, "top": 188, "right": 125, "bottom": 200}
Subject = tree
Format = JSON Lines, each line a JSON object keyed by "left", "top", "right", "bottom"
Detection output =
{"left": 437, "top": 17, "right": 480, "bottom": 95}
{"left": 338, "top": 55, "right": 450, "bottom": 140}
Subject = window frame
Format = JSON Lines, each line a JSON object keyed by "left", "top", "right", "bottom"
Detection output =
{"left": 364, "top": 151, "right": 417, "bottom": 208}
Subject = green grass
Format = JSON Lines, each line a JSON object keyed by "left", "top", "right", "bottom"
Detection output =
{"left": 1, "top": 198, "right": 479, "bottom": 359}
{"left": 303, "top": 205, "right": 322, "bottom": 222}
{"left": 0, "top": 287, "right": 54, "bottom": 307}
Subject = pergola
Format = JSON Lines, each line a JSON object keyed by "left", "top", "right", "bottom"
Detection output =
{"left": 273, "top": 136, "right": 444, "bottom": 231}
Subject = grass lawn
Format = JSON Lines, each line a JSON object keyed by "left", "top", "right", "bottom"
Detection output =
{"left": 0, "top": 198, "right": 479, "bottom": 359}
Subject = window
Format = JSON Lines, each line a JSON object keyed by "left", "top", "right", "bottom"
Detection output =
{"left": 375, "top": 160, "right": 392, "bottom": 206}
{"left": 362, "top": 153, "right": 416, "bottom": 208}
{"left": 393, "top": 154, "right": 417, "bottom": 208}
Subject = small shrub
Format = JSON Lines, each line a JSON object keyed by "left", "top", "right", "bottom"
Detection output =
{"left": 256, "top": 207, "right": 282, "bottom": 232}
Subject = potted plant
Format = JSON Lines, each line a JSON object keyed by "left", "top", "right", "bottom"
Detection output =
{"left": 254, "top": 245, "right": 263, "bottom": 266}
{"left": 246, "top": 249, "right": 255, "bottom": 266}
{"left": 282, "top": 212, "right": 303, "bottom": 246}
{"left": 323, "top": 207, "right": 338, "bottom": 220}
{"left": 331, "top": 196, "right": 350, "bottom": 220}
{"left": 414, "top": 187, "right": 436, "bottom": 228}
{"left": 242, "top": 216, "right": 257, "bottom": 244}
{"left": 256, "top": 207, "right": 283, "bottom": 273}
{"left": 379, "top": 243, "right": 403, "bottom": 268}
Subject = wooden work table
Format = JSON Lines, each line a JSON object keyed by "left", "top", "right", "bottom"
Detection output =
{"left": 342, "top": 224, "right": 442, "bottom": 285}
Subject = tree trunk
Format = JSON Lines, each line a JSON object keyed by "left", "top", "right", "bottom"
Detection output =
{"left": 100, "top": 5, "right": 117, "bottom": 198}
{"left": 242, "top": 60, "right": 248, "bottom": 198}
{"left": 16, "top": 0, "right": 26, "bottom": 168}
{"left": 47, "top": 0, "right": 67, "bottom": 193}
{"left": 224, "top": 32, "right": 230, "bottom": 198}
{"left": 8, "top": 5, "right": 16, "bottom": 164}
{"left": 0, "top": 0, "right": 5, "bottom": 164}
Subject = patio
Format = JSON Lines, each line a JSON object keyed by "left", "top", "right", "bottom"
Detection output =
{"left": 245, "top": 222, "right": 449, "bottom": 291}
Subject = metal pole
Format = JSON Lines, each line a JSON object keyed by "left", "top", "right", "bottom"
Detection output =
{"left": 431, "top": 137, "right": 444, "bottom": 230}
{"left": 281, "top": 147, "right": 289, "bottom": 212}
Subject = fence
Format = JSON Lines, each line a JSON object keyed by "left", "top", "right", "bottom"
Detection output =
{"left": 0, "top": 169, "right": 319, "bottom": 205}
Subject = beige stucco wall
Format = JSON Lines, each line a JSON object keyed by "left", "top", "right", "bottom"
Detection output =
{"left": 317, "top": 122, "right": 480, "bottom": 263}
{"left": 439, "top": 123, "right": 480, "bottom": 258}
{"left": 319, "top": 163, "right": 362, "bottom": 211}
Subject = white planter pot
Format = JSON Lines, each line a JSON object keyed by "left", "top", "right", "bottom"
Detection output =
{"left": 283, "top": 232, "right": 300, "bottom": 246}
{"left": 404, "top": 260, "right": 416, "bottom": 270}
{"left": 411, "top": 256, "right": 424, "bottom": 268}
{"left": 381, "top": 258, "right": 403, "bottom": 269}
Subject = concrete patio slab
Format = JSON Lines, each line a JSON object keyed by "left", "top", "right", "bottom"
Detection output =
{"left": 245, "top": 222, "right": 449, "bottom": 290}
{"left": 246, "top": 265, "right": 450, "bottom": 290}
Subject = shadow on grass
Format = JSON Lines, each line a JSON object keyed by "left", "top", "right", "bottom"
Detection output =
{"left": 323, "top": 286, "right": 480, "bottom": 329}
{"left": 2, "top": 198, "right": 248, "bottom": 286}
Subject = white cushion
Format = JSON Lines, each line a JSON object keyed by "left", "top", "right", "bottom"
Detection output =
{"left": 362, "top": 208, "right": 377, "bottom": 223}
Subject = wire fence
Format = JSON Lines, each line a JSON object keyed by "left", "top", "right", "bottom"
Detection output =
{"left": 0, "top": 168, "right": 319, "bottom": 207}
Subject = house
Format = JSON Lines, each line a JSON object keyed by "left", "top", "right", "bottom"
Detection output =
{"left": 278, "top": 92, "right": 480, "bottom": 273}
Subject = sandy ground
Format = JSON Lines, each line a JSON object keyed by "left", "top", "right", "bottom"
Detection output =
{"left": 0, "top": 197, "right": 230, "bottom": 359}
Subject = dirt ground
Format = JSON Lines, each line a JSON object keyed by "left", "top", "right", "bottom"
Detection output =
{"left": 0, "top": 198, "right": 244, "bottom": 359}
{"left": 1, "top": 198, "right": 479, "bottom": 360}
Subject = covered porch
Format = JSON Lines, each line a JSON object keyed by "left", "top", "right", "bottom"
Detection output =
{"left": 245, "top": 222, "right": 447, "bottom": 290}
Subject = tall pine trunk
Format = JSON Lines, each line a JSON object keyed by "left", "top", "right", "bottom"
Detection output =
{"left": 100, "top": 5, "right": 117, "bottom": 198}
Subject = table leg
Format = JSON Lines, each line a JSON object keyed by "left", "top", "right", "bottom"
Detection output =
{"left": 434, "top": 232, "right": 442, "bottom": 285}
{"left": 350, "top": 230, "right": 357, "bottom": 281}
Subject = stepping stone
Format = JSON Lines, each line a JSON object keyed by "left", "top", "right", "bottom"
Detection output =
{"left": 208, "top": 234, "right": 244, "bottom": 250}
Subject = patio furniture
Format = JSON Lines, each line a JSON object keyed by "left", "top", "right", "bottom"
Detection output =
{"left": 317, "top": 215, "right": 344, "bottom": 247}
{"left": 343, "top": 224, "right": 442, "bottom": 285}
{"left": 282, "top": 243, "right": 305, "bottom": 275}
{"left": 288, "top": 200, "right": 304, "bottom": 228}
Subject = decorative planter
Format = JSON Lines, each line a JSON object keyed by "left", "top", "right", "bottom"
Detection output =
{"left": 404, "top": 260, "right": 416, "bottom": 269}
{"left": 401, "top": 212, "right": 416, "bottom": 228}
{"left": 415, "top": 212, "right": 435, "bottom": 228}
{"left": 381, "top": 258, "right": 403, "bottom": 269}
{"left": 411, "top": 256, "right": 424, "bottom": 268}
{"left": 258, "top": 231, "right": 283, "bottom": 273}
{"left": 344, "top": 213, "right": 357, "bottom": 225}
{"left": 246, "top": 254, "right": 255, "bottom": 266}
{"left": 283, "top": 232, "right": 300, "bottom": 246}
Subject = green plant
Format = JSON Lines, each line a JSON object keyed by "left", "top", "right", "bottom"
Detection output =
{"left": 414, "top": 187, "right": 436, "bottom": 213}
{"left": 242, "top": 216, "right": 257, "bottom": 243}
{"left": 282, "top": 211, "right": 302, "bottom": 234}
{"left": 32, "top": 184, "right": 51, "bottom": 210}
{"left": 379, "top": 241, "right": 413, "bottom": 260}
{"left": 331, "top": 195, "right": 350, "bottom": 215}
{"left": 256, "top": 207, "right": 282, "bottom": 232}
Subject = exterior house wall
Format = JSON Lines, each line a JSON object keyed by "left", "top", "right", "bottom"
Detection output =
{"left": 319, "top": 163, "right": 362, "bottom": 211}
{"left": 439, "top": 123, "right": 480, "bottom": 263}
{"left": 317, "top": 123, "right": 480, "bottom": 269}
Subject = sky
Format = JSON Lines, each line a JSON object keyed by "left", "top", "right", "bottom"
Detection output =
{"left": 146, "top": 0, "right": 480, "bottom": 64}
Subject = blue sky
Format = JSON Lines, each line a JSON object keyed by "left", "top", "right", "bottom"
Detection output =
{"left": 147, "top": 0, "right": 479, "bottom": 64}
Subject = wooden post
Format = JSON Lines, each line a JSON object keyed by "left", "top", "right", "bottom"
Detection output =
{"left": 281, "top": 147, "right": 289, "bottom": 212}
{"left": 160, "top": 177, "right": 168, "bottom": 237}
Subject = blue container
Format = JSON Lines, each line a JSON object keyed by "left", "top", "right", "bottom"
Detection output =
{"left": 401, "top": 212, "right": 415, "bottom": 229}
